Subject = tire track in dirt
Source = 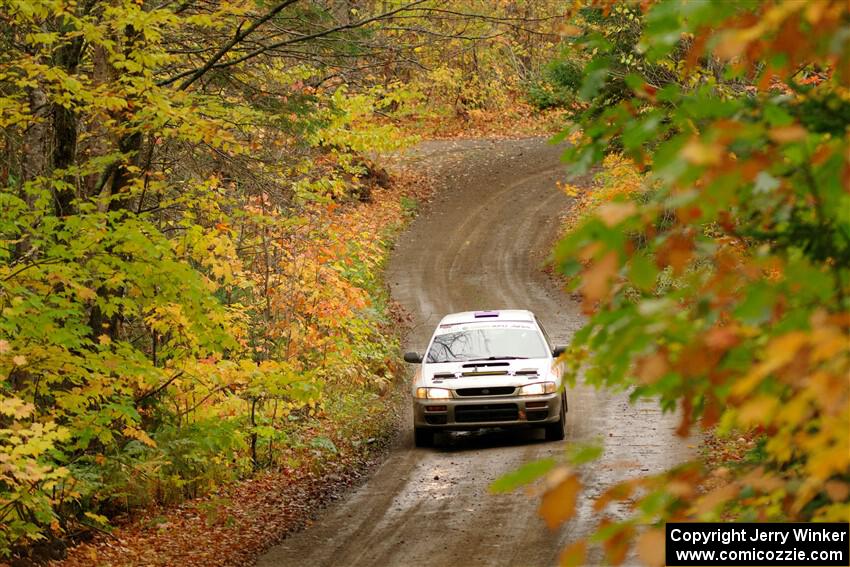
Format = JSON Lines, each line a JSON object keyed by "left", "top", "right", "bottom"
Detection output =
{"left": 257, "top": 138, "right": 693, "bottom": 567}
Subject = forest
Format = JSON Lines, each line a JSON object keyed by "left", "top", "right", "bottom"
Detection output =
{"left": 1, "top": 0, "right": 848, "bottom": 566}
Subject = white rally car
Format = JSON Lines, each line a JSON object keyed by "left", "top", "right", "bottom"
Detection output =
{"left": 403, "top": 310, "right": 567, "bottom": 447}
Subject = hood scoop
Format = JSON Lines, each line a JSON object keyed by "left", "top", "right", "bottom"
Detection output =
{"left": 515, "top": 369, "right": 539, "bottom": 376}
{"left": 433, "top": 372, "right": 456, "bottom": 379}
{"left": 461, "top": 360, "right": 512, "bottom": 377}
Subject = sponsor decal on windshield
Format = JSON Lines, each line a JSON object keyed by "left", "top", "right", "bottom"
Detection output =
{"left": 434, "top": 322, "right": 536, "bottom": 335}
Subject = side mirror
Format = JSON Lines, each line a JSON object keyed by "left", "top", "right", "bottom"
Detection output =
{"left": 552, "top": 346, "right": 566, "bottom": 357}
{"left": 403, "top": 351, "right": 423, "bottom": 363}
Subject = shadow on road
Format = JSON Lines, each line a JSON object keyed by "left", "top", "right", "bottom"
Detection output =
{"left": 431, "top": 427, "right": 551, "bottom": 452}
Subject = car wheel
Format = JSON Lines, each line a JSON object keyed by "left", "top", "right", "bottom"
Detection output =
{"left": 544, "top": 394, "right": 566, "bottom": 441}
{"left": 414, "top": 427, "right": 435, "bottom": 448}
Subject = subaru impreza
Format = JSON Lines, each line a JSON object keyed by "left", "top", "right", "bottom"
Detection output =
{"left": 403, "top": 310, "right": 567, "bottom": 447}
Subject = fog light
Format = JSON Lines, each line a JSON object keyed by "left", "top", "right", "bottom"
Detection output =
{"left": 526, "top": 401, "right": 547, "bottom": 409}
{"left": 426, "top": 405, "right": 447, "bottom": 412}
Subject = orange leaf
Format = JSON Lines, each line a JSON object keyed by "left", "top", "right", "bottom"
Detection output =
{"left": 636, "top": 528, "right": 666, "bottom": 567}
{"left": 825, "top": 480, "right": 850, "bottom": 502}
{"left": 582, "top": 251, "right": 619, "bottom": 310}
{"left": 769, "top": 124, "right": 807, "bottom": 143}
{"left": 635, "top": 352, "right": 669, "bottom": 385}
{"left": 539, "top": 473, "right": 581, "bottom": 530}
{"left": 702, "top": 394, "right": 722, "bottom": 429}
{"left": 604, "top": 523, "right": 634, "bottom": 566}
{"left": 695, "top": 482, "right": 739, "bottom": 515}
{"left": 594, "top": 480, "right": 635, "bottom": 513}
{"left": 704, "top": 325, "right": 740, "bottom": 351}
{"left": 559, "top": 540, "right": 587, "bottom": 567}
{"left": 676, "top": 396, "right": 693, "bottom": 437}
{"left": 558, "top": 23, "right": 582, "bottom": 37}
{"left": 656, "top": 232, "right": 693, "bottom": 275}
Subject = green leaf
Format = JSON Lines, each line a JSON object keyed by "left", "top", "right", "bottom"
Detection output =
{"left": 566, "top": 442, "right": 604, "bottom": 465}
{"left": 489, "top": 458, "right": 556, "bottom": 493}
{"left": 629, "top": 253, "right": 658, "bottom": 291}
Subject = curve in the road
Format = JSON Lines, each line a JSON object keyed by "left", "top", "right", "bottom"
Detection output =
{"left": 257, "top": 138, "right": 693, "bottom": 567}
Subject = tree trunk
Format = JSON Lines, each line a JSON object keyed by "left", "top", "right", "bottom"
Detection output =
{"left": 51, "top": 37, "right": 84, "bottom": 217}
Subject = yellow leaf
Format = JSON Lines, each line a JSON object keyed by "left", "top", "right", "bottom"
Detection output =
{"left": 807, "top": 444, "right": 850, "bottom": 481}
{"left": 12, "top": 355, "right": 27, "bottom": 366}
{"left": 77, "top": 286, "right": 97, "bottom": 300}
{"left": 765, "top": 332, "right": 808, "bottom": 368}
{"left": 596, "top": 202, "right": 636, "bottom": 227}
{"left": 539, "top": 472, "right": 581, "bottom": 530}
{"left": 681, "top": 138, "right": 723, "bottom": 165}
{"left": 737, "top": 396, "right": 779, "bottom": 427}
{"left": 0, "top": 396, "right": 34, "bottom": 419}
{"left": 731, "top": 332, "right": 808, "bottom": 398}
{"left": 123, "top": 427, "right": 157, "bottom": 448}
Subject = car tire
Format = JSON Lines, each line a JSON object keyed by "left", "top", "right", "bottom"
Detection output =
{"left": 414, "top": 427, "right": 434, "bottom": 448}
{"left": 544, "top": 394, "right": 567, "bottom": 441}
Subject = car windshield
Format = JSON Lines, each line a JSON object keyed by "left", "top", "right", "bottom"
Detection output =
{"left": 426, "top": 326, "right": 548, "bottom": 363}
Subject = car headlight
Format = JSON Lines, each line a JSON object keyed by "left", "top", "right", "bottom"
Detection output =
{"left": 517, "top": 382, "right": 556, "bottom": 396}
{"left": 416, "top": 387, "right": 452, "bottom": 399}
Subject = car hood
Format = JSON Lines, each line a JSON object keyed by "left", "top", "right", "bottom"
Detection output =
{"left": 412, "top": 358, "right": 557, "bottom": 391}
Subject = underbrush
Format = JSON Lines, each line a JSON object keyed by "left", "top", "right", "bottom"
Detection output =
{"left": 6, "top": 164, "right": 429, "bottom": 566}
{"left": 52, "top": 382, "right": 407, "bottom": 567}
{"left": 388, "top": 93, "right": 568, "bottom": 141}
{"left": 41, "top": 169, "right": 429, "bottom": 567}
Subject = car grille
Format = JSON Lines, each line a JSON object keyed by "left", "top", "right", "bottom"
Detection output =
{"left": 455, "top": 403, "right": 518, "bottom": 423}
{"left": 455, "top": 386, "right": 516, "bottom": 397}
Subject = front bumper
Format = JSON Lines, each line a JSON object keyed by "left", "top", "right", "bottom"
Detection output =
{"left": 413, "top": 393, "right": 562, "bottom": 430}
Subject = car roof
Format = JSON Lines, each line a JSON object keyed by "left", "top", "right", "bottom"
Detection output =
{"left": 437, "top": 310, "right": 536, "bottom": 326}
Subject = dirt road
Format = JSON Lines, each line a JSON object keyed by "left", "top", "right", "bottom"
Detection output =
{"left": 257, "top": 138, "right": 692, "bottom": 567}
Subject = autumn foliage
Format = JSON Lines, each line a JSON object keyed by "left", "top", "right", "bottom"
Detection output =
{"left": 0, "top": 0, "right": 569, "bottom": 560}
{"left": 525, "top": 2, "right": 850, "bottom": 565}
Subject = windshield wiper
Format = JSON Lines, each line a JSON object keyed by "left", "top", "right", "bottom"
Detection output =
{"left": 466, "top": 356, "right": 528, "bottom": 361}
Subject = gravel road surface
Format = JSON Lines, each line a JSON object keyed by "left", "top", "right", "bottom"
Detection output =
{"left": 257, "top": 138, "right": 692, "bottom": 567}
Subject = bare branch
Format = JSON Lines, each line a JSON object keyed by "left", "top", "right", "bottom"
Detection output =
{"left": 159, "top": 0, "right": 301, "bottom": 90}
{"left": 160, "top": 0, "right": 428, "bottom": 84}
